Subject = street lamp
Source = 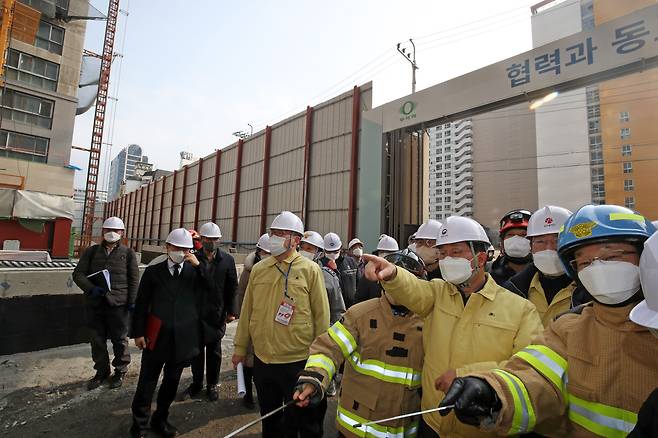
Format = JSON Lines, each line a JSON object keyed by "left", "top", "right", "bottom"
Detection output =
{"left": 232, "top": 124, "right": 254, "bottom": 140}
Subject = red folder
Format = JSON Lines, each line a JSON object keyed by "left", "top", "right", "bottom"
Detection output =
{"left": 145, "top": 315, "right": 162, "bottom": 350}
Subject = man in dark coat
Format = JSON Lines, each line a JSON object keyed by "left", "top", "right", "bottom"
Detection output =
{"left": 183, "top": 222, "right": 238, "bottom": 401}
{"left": 72, "top": 216, "right": 139, "bottom": 390}
{"left": 129, "top": 228, "right": 213, "bottom": 438}
{"left": 320, "top": 232, "right": 358, "bottom": 308}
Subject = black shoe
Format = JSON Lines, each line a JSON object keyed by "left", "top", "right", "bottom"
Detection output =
{"left": 242, "top": 395, "right": 255, "bottom": 410}
{"left": 128, "top": 426, "right": 146, "bottom": 438}
{"left": 108, "top": 372, "right": 125, "bottom": 389}
{"left": 207, "top": 384, "right": 219, "bottom": 401}
{"left": 151, "top": 418, "right": 178, "bottom": 438}
{"left": 87, "top": 370, "right": 110, "bottom": 390}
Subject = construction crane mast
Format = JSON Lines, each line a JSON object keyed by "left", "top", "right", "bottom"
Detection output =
{"left": 80, "top": 0, "right": 120, "bottom": 250}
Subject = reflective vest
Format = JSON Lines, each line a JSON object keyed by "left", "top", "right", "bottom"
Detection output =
{"left": 304, "top": 295, "right": 424, "bottom": 437}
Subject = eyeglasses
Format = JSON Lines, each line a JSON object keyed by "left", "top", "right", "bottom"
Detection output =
{"left": 415, "top": 239, "right": 436, "bottom": 248}
{"left": 532, "top": 235, "right": 558, "bottom": 248}
{"left": 569, "top": 249, "right": 638, "bottom": 271}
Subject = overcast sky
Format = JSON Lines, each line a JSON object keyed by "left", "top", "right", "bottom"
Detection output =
{"left": 71, "top": 0, "right": 543, "bottom": 190}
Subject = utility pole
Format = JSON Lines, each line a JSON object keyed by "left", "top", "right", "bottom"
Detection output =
{"left": 397, "top": 39, "right": 419, "bottom": 94}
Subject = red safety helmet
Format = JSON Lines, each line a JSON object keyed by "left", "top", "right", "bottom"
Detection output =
{"left": 499, "top": 209, "right": 532, "bottom": 237}
{"left": 188, "top": 229, "right": 203, "bottom": 251}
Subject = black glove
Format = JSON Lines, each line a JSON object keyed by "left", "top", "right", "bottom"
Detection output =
{"left": 438, "top": 377, "right": 501, "bottom": 427}
{"left": 127, "top": 303, "right": 136, "bottom": 312}
{"left": 294, "top": 374, "right": 324, "bottom": 407}
{"left": 88, "top": 286, "right": 106, "bottom": 297}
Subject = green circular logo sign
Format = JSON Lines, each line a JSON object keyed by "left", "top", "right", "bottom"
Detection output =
{"left": 400, "top": 101, "right": 416, "bottom": 116}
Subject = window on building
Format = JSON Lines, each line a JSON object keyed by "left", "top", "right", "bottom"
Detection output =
{"left": 444, "top": 171, "right": 451, "bottom": 177}
{"left": 620, "top": 127, "right": 630, "bottom": 139}
{"left": 436, "top": 156, "right": 442, "bottom": 162}
{"left": 436, "top": 181, "right": 442, "bottom": 186}
{"left": 35, "top": 21, "right": 64, "bottom": 55}
{"left": 592, "top": 183, "right": 605, "bottom": 199}
{"left": 445, "top": 131, "right": 451, "bottom": 137}
{"left": 444, "top": 147, "right": 451, "bottom": 153}
{"left": 445, "top": 197, "right": 452, "bottom": 204}
{"left": 436, "top": 197, "right": 443, "bottom": 203}
{"left": 590, "top": 150, "right": 603, "bottom": 164}
{"left": 625, "top": 196, "right": 635, "bottom": 209}
{"left": 589, "top": 135, "right": 601, "bottom": 147}
{"left": 436, "top": 140, "right": 442, "bottom": 146}
{"left": 624, "top": 179, "right": 634, "bottom": 191}
{"left": 20, "top": 0, "right": 70, "bottom": 16}
{"left": 436, "top": 189, "right": 442, "bottom": 195}
{"left": 5, "top": 49, "right": 59, "bottom": 91}
{"left": 436, "top": 148, "right": 442, "bottom": 154}
{"left": 444, "top": 138, "right": 451, "bottom": 144}
{"left": 621, "top": 144, "right": 632, "bottom": 157}
{"left": 445, "top": 179, "right": 452, "bottom": 186}
{"left": 0, "top": 88, "right": 54, "bottom": 128}
{"left": 0, "top": 129, "right": 49, "bottom": 162}
{"left": 588, "top": 120, "right": 600, "bottom": 134}
{"left": 586, "top": 88, "right": 600, "bottom": 102}
{"left": 591, "top": 166, "right": 604, "bottom": 183}
{"left": 623, "top": 162, "right": 633, "bottom": 174}
{"left": 436, "top": 164, "right": 443, "bottom": 170}
{"left": 619, "top": 111, "right": 630, "bottom": 123}
{"left": 587, "top": 105, "right": 600, "bottom": 119}
{"left": 445, "top": 154, "right": 452, "bottom": 161}
{"left": 444, "top": 123, "right": 450, "bottom": 128}
{"left": 445, "top": 187, "right": 451, "bottom": 194}
{"left": 437, "top": 132, "right": 442, "bottom": 138}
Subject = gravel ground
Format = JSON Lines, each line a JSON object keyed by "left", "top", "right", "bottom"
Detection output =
{"left": 0, "top": 322, "right": 338, "bottom": 437}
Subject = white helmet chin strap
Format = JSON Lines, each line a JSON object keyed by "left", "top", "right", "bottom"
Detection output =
{"left": 457, "top": 242, "right": 480, "bottom": 290}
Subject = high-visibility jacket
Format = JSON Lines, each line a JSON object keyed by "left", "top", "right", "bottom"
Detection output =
{"left": 234, "top": 251, "right": 330, "bottom": 363}
{"left": 303, "top": 295, "right": 424, "bottom": 437}
{"left": 471, "top": 302, "right": 658, "bottom": 437}
{"left": 382, "top": 267, "right": 543, "bottom": 437}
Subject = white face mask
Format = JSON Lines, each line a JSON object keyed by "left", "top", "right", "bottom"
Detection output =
{"left": 268, "top": 235, "right": 289, "bottom": 256}
{"left": 300, "top": 250, "right": 317, "bottom": 261}
{"left": 168, "top": 251, "right": 185, "bottom": 264}
{"left": 352, "top": 248, "right": 363, "bottom": 257}
{"left": 104, "top": 231, "right": 121, "bottom": 243}
{"left": 533, "top": 250, "right": 565, "bottom": 276}
{"left": 416, "top": 246, "right": 438, "bottom": 265}
{"left": 408, "top": 243, "right": 418, "bottom": 252}
{"left": 577, "top": 260, "right": 641, "bottom": 305}
{"left": 504, "top": 235, "right": 531, "bottom": 258}
{"left": 325, "top": 252, "right": 340, "bottom": 261}
{"left": 439, "top": 256, "right": 475, "bottom": 285}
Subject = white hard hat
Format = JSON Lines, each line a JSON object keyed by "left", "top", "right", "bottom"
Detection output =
{"left": 415, "top": 219, "right": 442, "bottom": 240}
{"left": 377, "top": 234, "right": 399, "bottom": 252}
{"left": 324, "top": 232, "right": 342, "bottom": 252}
{"left": 302, "top": 231, "right": 324, "bottom": 249}
{"left": 653, "top": 220, "right": 658, "bottom": 229}
{"left": 527, "top": 205, "right": 572, "bottom": 238}
{"left": 436, "top": 216, "right": 491, "bottom": 246}
{"left": 348, "top": 238, "right": 363, "bottom": 249}
{"left": 166, "top": 228, "right": 193, "bottom": 249}
{"left": 199, "top": 222, "right": 222, "bottom": 238}
{"left": 270, "top": 211, "right": 304, "bottom": 235}
{"left": 102, "top": 216, "right": 125, "bottom": 230}
{"left": 256, "top": 233, "right": 271, "bottom": 252}
{"left": 630, "top": 232, "right": 658, "bottom": 329}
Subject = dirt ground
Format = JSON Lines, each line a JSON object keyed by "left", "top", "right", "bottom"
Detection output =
{"left": 0, "top": 322, "right": 338, "bottom": 437}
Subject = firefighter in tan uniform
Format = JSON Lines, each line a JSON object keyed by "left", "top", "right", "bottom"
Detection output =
{"left": 503, "top": 205, "right": 591, "bottom": 327}
{"left": 294, "top": 249, "right": 426, "bottom": 437}
{"left": 361, "top": 216, "right": 543, "bottom": 437}
{"left": 439, "top": 204, "right": 658, "bottom": 437}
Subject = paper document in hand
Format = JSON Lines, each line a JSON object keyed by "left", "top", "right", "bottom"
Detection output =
{"left": 87, "top": 269, "right": 111, "bottom": 290}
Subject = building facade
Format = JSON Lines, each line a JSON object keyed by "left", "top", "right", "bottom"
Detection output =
{"left": 428, "top": 120, "right": 474, "bottom": 221}
{"left": 107, "top": 144, "right": 146, "bottom": 200}
{"left": 0, "top": 0, "right": 87, "bottom": 196}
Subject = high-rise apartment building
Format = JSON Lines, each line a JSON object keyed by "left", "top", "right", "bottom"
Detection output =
{"left": 428, "top": 120, "right": 474, "bottom": 221}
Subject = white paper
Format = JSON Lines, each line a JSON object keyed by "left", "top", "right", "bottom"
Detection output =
{"left": 87, "top": 269, "right": 111, "bottom": 290}
{"left": 236, "top": 362, "right": 246, "bottom": 396}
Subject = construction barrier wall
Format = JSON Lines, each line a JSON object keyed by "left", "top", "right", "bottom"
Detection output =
{"left": 106, "top": 84, "right": 373, "bottom": 250}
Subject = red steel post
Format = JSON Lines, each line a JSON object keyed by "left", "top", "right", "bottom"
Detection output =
{"left": 259, "top": 127, "right": 272, "bottom": 234}
{"left": 231, "top": 140, "right": 244, "bottom": 243}
{"left": 348, "top": 86, "right": 361, "bottom": 239}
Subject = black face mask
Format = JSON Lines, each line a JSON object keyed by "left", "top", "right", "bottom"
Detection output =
{"left": 202, "top": 241, "right": 215, "bottom": 252}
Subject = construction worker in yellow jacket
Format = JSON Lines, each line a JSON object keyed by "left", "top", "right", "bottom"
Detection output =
{"left": 439, "top": 204, "right": 658, "bottom": 437}
{"left": 503, "top": 205, "right": 591, "bottom": 326}
{"left": 232, "top": 211, "right": 330, "bottom": 438}
{"left": 294, "top": 248, "right": 426, "bottom": 437}
{"left": 363, "top": 216, "right": 543, "bottom": 437}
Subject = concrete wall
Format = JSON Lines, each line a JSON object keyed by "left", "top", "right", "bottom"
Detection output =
{"left": 108, "top": 84, "right": 373, "bottom": 249}
{"left": 471, "top": 104, "right": 539, "bottom": 235}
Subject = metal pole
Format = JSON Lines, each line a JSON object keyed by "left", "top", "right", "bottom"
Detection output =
{"left": 397, "top": 39, "right": 419, "bottom": 94}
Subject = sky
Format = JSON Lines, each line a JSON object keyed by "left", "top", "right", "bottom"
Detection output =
{"left": 71, "top": 0, "right": 545, "bottom": 190}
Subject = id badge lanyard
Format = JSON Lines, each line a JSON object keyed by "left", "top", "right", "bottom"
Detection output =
{"left": 275, "top": 260, "right": 295, "bottom": 302}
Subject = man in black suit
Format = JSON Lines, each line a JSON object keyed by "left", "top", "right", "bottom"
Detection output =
{"left": 129, "top": 228, "right": 212, "bottom": 438}
{"left": 183, "top": 222, "right": 238, "bottom": 401}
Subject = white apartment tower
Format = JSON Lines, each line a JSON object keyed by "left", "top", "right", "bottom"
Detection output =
{"left": 428, "top": 119, "right": 474, "bottom": 220}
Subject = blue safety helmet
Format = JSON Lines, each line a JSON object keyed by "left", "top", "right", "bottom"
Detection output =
{"left": 557, "top": 204, "right": 657, "bottom": 278}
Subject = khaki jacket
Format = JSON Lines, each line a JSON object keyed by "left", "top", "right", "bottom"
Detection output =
{"left": 304, "top": 295, "right": 424, "bottom": 437}
{"left": 526, "top": 273, "right": 576, "bottom": 327}
{"left": 382, "top": 268, "right": 543, "bottom": 437}
{"left": 472, "top": 302, "right": 658, "bottom": 437}
{"left": 234, "top": 251, "right": 329, "bottom": 363}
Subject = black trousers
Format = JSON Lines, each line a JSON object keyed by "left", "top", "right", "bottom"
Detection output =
{"left": 191, "top": 338, "right": 221, "bottom": 387}
{"left": 243, "top": 365, "right": 254, "bottom": 400}
{"left": 253, "top": 356, "right": 327, "bottom": 438}
{"left": 87, "top": 302, "right": 130, "bottom": 374}
{"left": 130, "top": 349, "right": 185, "bottom": 432}
{"left": 418, "top": 417, "right": 441, "bottom": 438}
